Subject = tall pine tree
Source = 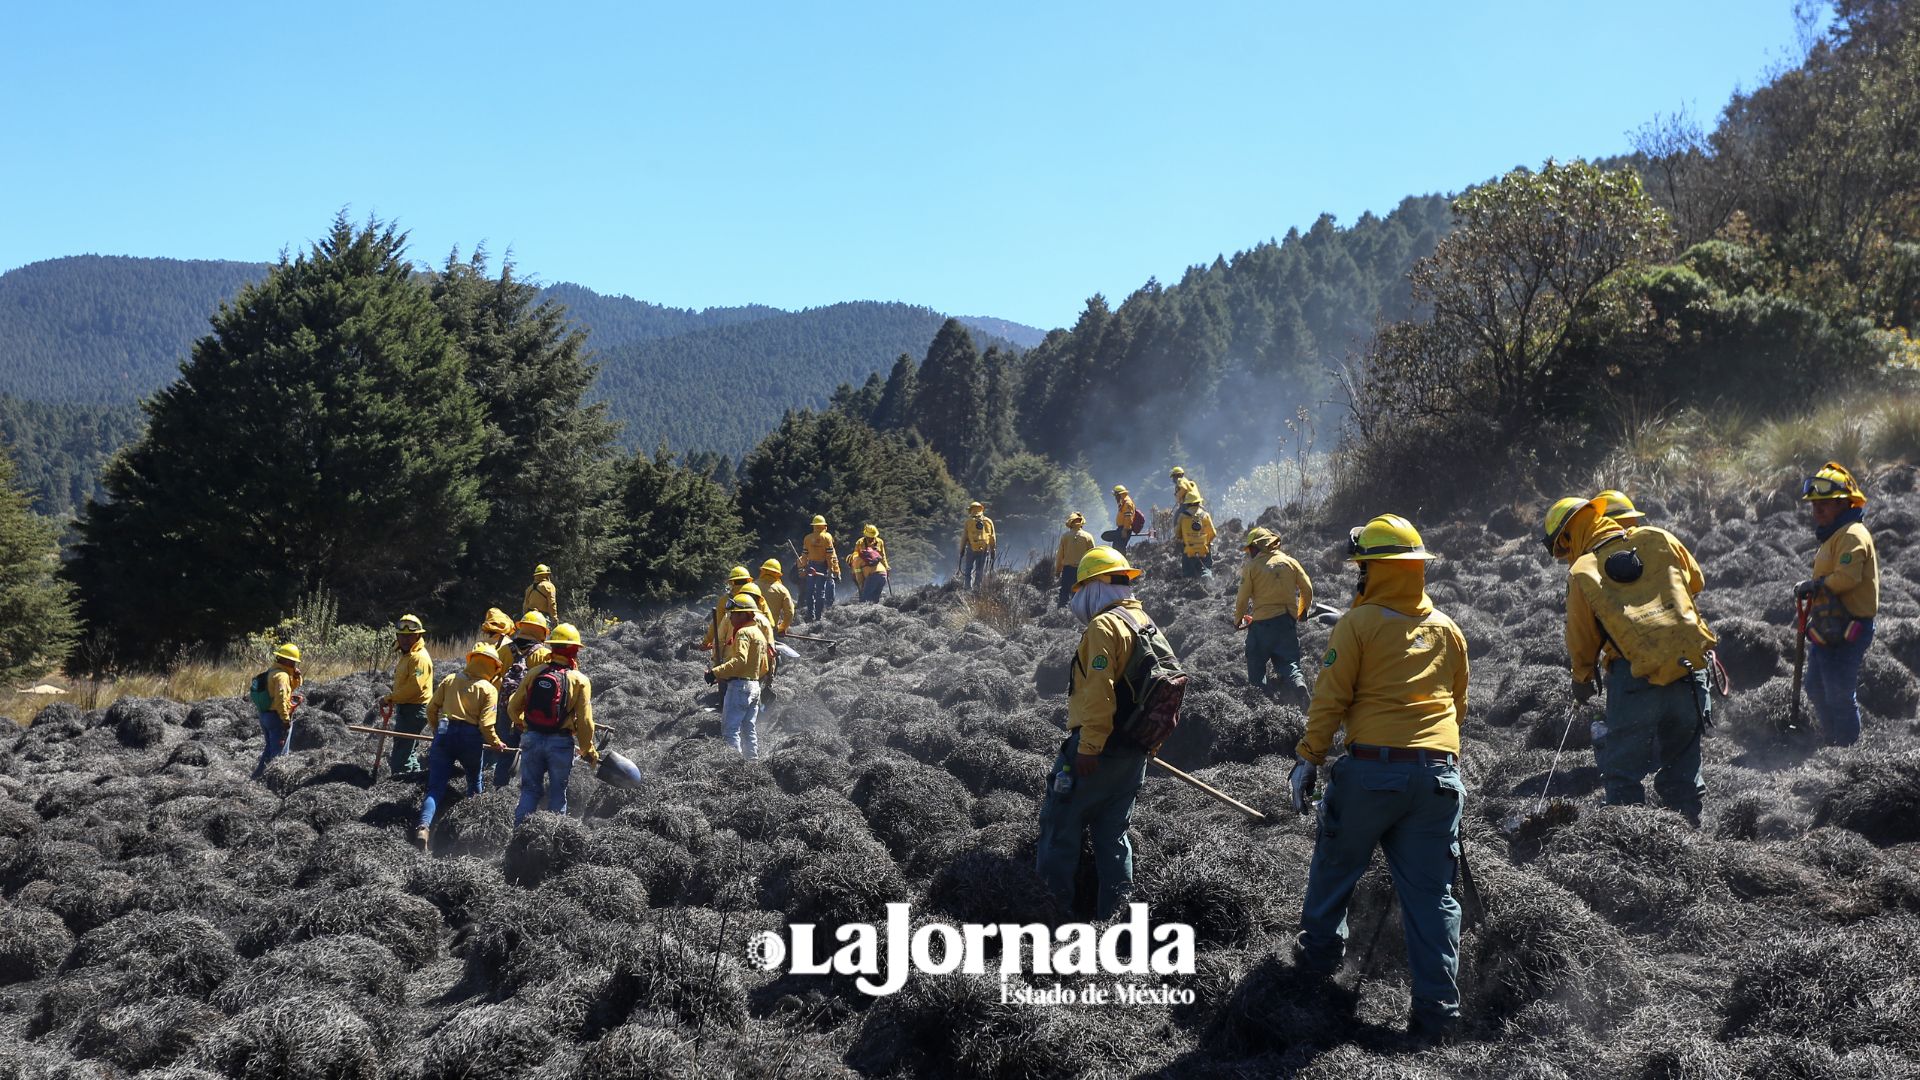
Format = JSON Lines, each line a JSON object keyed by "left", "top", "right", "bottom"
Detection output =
{"left": 909, "top": 319, "right": 989, "bottom": 485}
{"left": 67, "top": 216, "right": 488, "bottom": 666}
{"left": 0, "top": 444, "right": 77, "bottom": 680}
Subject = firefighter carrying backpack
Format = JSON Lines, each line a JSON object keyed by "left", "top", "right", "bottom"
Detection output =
{"left": 247, "top": 671, "right": 273, "bottom": 712}
{"left": 1109, "top": 608, "right": 1189, "bottom": 752}
{"left": 523, "top": 666, "right": 571, "bottom": 735}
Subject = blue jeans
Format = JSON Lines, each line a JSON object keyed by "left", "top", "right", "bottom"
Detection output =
{"left": 515, "top": 731, "right": 576, "bottom": 826}
{"left": 1246, "top": 614, "right": 1305, "bottom": 692}
{"left": 1597, "top": 661, "right": 1709, "bottom": 819}
{"left": 253, "top": 712, "right": 286, "bottom": 780}
{"left": 1298, "top": 752, "right": 1464, "bottom": 1022}
{"left": 489, "top": 718, "right": 521, "bottom": 788}
{"left": 722, "top": 679, "right": 762, "bottom": 760}
{"left": 1057, "top": 568, "right": 1076, "bottom": 608}
{"left": 859, "top": 573, "right": 887, "bottom": 603}
{"left": 388, "top": 703, "right": 428, "bottom": 777}
{"left": 1806, "top": 619, "right": 1873, "bottom": 746}
{"left": 804, "top": 567, "right": 836, "bottom": 621}
{"left": 961, "top": 549, "right": 991, "bottom": 589}
{"left": 1035, "top": 729, "right": 1149, "bottom": 919}
{"left": 420, "top": 722, "right": 486, "bottom": 828}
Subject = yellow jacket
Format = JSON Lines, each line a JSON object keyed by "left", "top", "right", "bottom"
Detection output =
{"left": 705, "top": 584, "right": 773, "bottom": 649}
{"left": 1056, "top": 528, "right": 1097, "bottom": 574}
{"left": 1177, "top": 508, "right": 1216, "bottom": 557}
{"left": 853, "top": 537, "right": 889, "bottom": 583}
{"left": 389, "top": 642, "right": 433, "bottom": 705}
{"left": 1068, "top": 598, "right": 1150, "bottom": 756}
{"left": 1175, "top": 476, "right": 1200, "bottom": 505}
{"left": 803, "top": 529, "right": 841, "bottom": 576}
{"left": 1813, "top": 520, "right": 1879, "bottom": 618}
{"left": 712, "top": 622, "right": 771, "bottom": 682}
{"left": 760, "top": 575, "right": 795, "bottom": 634}
{"left": 1565, "top": 520, "right": 1713, "bottom": 686}
{"left": 523, "top": 578, "right": 558, "bottom": 621}
{"left": 507, "top": 660, "right": 595, "bottom": 757}
{"left": 1298, "top": 561, "right": 1468, "bottom": 765}
{"left": 267, "top": 665, "right": 301, "bottom": 721}
{"left": 429, "top": 666, "right": 502, "bottom": 746}
{"left": 963, "top": 515, "right": 997, "bottom": 553}
{"left": 1236, "top": 546, "right": 1313, "bottom": 623}
{"left": 1115, "top": 494, "right": 1142, "bottom": 533}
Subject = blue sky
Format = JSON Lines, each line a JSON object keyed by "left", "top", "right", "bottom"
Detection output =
{"left": 1, "top": 1, "right": 1811, "bottom": 329}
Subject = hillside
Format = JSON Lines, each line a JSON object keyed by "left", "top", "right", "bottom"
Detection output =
{"left": 3, "top": 481, "right": 1918, "bottom": 1075}
{"left": 0, "top": 396, "right": 144, "bottom": 519}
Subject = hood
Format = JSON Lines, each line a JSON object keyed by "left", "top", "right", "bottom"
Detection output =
{"left": 1564, "top": 502, "right": 1626, "bottom": 561}
{"left": 465, "top": 656, "right": 497, "bottom": 680}
{"left": 1357, "top": 559, "right": 1433, "bottom": 618}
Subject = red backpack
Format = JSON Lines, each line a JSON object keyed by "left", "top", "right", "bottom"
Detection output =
{"left": 523, "top": 666, "right": 571, "bottom": 735}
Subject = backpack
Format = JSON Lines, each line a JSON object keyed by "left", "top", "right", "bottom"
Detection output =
{"left": 523, "top": 666, "right": 571, "bottom": 735}
{"left": 501, "top": 654, "right": 530, "bottom": 700}
{"left": 247, "top": 671, "right": 273, "bottom": 712}
{"left": 1109, "top": 608, "right": 1188, "bottom": 752}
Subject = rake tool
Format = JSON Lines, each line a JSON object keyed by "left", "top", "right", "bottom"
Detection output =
{"left": 1149, "top": 756, "right": 1266, "bottom": 820}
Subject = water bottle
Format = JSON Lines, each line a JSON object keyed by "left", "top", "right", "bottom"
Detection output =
{"left": 1590, "top": 720, "right": 1608, "bottom": 744}
{"left": 1051, "top": 766, "right": 1075, "bottom": 801}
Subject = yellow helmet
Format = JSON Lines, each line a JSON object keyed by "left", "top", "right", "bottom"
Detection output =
{"left": 810, "top": 515, "right": 827, "bottom": 527}
{"left": 1802, "top": 461, "right": 1865, "bottom": 505}
{"left": 1065, "top": 512, "right": 1085, "bottom": 528}
{"left": 1592, "top": 489, "right": 1645, "bottom": 525}
{"left": 726, "top": 594, "right": 759, "bottom": 613}
{"left": 736, "top": 581, "right": 763, "bottom": 599}
{"left": 1542, "top": 497, "right": 1591, "bottom": 556}
{"left": 1180, "top": 489, "right": 1203, "bottom": 506}
{"left": 968, "top": 502, "right": 984, "bottom": 513}
{"left": 547, "top": 623, "right": 583, "bottom": 647}
{"left": 759, "top": 558, "right": 783, "bottom": 577}
{"left": 395, "top": 614, "right": 425, "bottom": 635}
{"left": 1112, "top": 485, "right": 1129, "bottom": 496}
{"left": 1169, "top": 467, "right": 1186, "bottom": 478}
{"left": 727, "top": 565, "right": 751, "bottom": 584}
{"left": 466, "top": 642, "right": 502, "bottom": 671}
{"left": 1074, "top": 546, "right": 1144, "bottom": 588}
{"left": 515, "top": 611, "right": 551, "bottom": 640}
{"left": 1347, "top": 514, "right": 1435, "bottom": 561}
{"left": 534, "top": 564, "right": 551, "bottom": 576}
{"left": 1243, "top": 526, "right": 1275, "bottom": 551}
{"left": 273, "top": 643, "right": 302, "bottom": 663}
{"left": 481, "top": 607, "right": 514, "bottom": 636}
{"left": 863, "top": 524, "right": 880, "bottom": 538}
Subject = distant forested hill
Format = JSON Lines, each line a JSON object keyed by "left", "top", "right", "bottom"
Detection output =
{"left": 592, "top": 301, "right": 1021, "bottom": 455}
{"left": 0, "top": 396, "right": 144, "bottom": 518}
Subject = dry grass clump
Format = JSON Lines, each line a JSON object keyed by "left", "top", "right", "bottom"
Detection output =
{"left": 0, "top": 903, "right": 72, "bottom": 984}
{"left": 1537, "top": 806, "right": 1725, "bottom": 933}
{"left": 191, "top": 992, "right": 382, "bottom": 1080}
{"left": 1722, "top": 915, "right": 1920, "bottom": 1052}
{"left": 1813, "top": 750, "right": 1920, "bottom": 846}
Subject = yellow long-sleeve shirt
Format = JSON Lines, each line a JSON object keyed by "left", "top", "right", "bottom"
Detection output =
{"left": 705, "top": 585, "right": 773, "bottom": 649}
{"left": 523, "top": 578, "right": 558, "bottom": 621}
{"left": 803, "top": 530, "right": 841, "bottom": 576}
{"left": 1115, "top": 495, "right": 1142, "bottom": 533}
{"left": 1297, "top": 565, "right": 1467, "bottom": 765}
{"left": 428, "top": 669, "right": 501, "bottom": 745}
{"left": 1565, "top": 525, "right": 1712, "bottom": 687}
{"left": 1813, "top": 520, "right": 1879, "bottom": 618}
{"left": 760, "top": 576, "right": 795, "bottom": 634}
{"left": 1068, "top": 598, "right": 1150, "bottom": 756}
{"left": 389, "top": 642, "right": 433, "bottom": 705}
{"left": 507, "top": 662, "right": 595, "bottom": 757}
{"left": 712, "top": 622, "right": 771, "bottom": 682}
{"left": 1235, "top": 547, "right": 1313, "bottom": 623}
{"left": 1056, "top": 528, "right": 1097, "bottom": 574}
{"left": 1178, "top": 509, "right": 1216, "bottom": 557}
{"left": 963, "top": 515, "right": 997, "bottom": 553}
{"left": 267, "top": 666, "right": 301, "bottom": 721}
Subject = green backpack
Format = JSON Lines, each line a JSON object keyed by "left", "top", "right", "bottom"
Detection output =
{"left": 247, "top": 670, "right": 273, "bottom": 711}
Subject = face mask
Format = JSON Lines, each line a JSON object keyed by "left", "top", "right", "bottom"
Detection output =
{"left": 1072, "top": 581, "right": 1133, "bottom": 625}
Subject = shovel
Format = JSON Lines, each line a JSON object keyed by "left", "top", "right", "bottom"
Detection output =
{"left": 596, "top": 750, "right": 646, "bottom": 791}
{"left": 1790, "top": 594, "right": 1810, "bottom": 730}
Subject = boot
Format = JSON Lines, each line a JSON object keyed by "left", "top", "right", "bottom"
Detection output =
{"left": 411, "top": 826, "right": 430, "bottom": 852}
{"left": 1407, "top": 1010, "right": 1460, "bottom": 1047}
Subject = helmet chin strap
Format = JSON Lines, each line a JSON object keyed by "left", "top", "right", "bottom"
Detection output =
{"left": 1354, "top": 562, "right": 1370, "bottom": 598}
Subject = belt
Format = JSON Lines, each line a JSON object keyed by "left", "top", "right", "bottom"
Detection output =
{"left": 1345, "top": 743, "right": 1457, "bottom": 765}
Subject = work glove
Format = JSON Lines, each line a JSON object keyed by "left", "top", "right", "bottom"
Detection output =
{"left": 485, "top": 740, "right": 507, "bottom": 753}
{"left": 1794, "top": 578, "right": 1822, "bottom": 601}
{"left": 703, "top": 670, "right": 717, "bottom": 686}
{"left": 1236, "top": 615, "right": 1252, "bottom": 630}
{"left": 1573, "top": 678, "right": 1598, "bottom": 704}
{"left": 1074, "top": 752, "right": 1101, "bottom": 778}
{"left": 1288, "top": 759, "right": 1317, "bottom": 815}
{"left": 583, "top": 749, "right": 601, "bottom": 766}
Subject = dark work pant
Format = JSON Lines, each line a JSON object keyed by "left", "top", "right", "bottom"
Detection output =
{"left": 388, "top": 703, "right": 428, "bottom": 778}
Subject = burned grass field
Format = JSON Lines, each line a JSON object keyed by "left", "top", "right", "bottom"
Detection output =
{"left": 4, "top": 484, "right": 1920, "bottom": 1079}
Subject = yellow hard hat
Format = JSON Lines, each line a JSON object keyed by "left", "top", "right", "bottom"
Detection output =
{"left": 1065, "top": 512, "right": 1085, "bottom": 528}
{"left": 1243, "top": 526, "right": 1275, "bottom": 550}
{"left": 727, "top": 565, "right": 751, "bottom": 584}
{"left": 515, "top": 611, "right": 551, "bottom": 640}
{"left": 1592, "top": 489, "right": 1645, "bottom": 525}
{"left": 534, "top": 564, "right": 551, "bottom": 576}
{"left": 273, "top": 643, "right": 302, "bottom": 663}
{"left": 736, "top": 581, "right": 763, "bottom": 599}
{"left": 863, "top": 524, "right": 879, "bottom": 538}
{"left": 547, "top": 623, "right": 583, "bottom": 647}
{"left": 968, "top": 502, "right": 984, "bottom": 513}
{"left": 1169, "top": 467, "right": 1185, "bottom": 478}
{"left": 1074, "top": 546, "right": 1144, "bottom": 589}
{"left": 759, "top": 558, "right": 783, "bottom": 577}
{"left": 1802, "top": 461, "right": 1866, "bottom": 506}
{"left": 1347, "top": 514, "right": 1435, "bottom": 561}
{"left": 395, "top": 614, "right": 425, "bottom": 635}
{"left": 466, "top": 642, "right": 502, "bottom": 671}
{"left": 1542, "top": 496, "right": 1591, "bottom": 556}
{"left": 1112, "top": 485, "right": 1128, "bottom": 496}
{"left": 811, "top": 515, "right": 827, "bottom": 527}
{"left": 1180, "top": 489, "right": 1202, "bottom": 506}
{"left": 726, "top": 594, "right": 758, "bottom": 613}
